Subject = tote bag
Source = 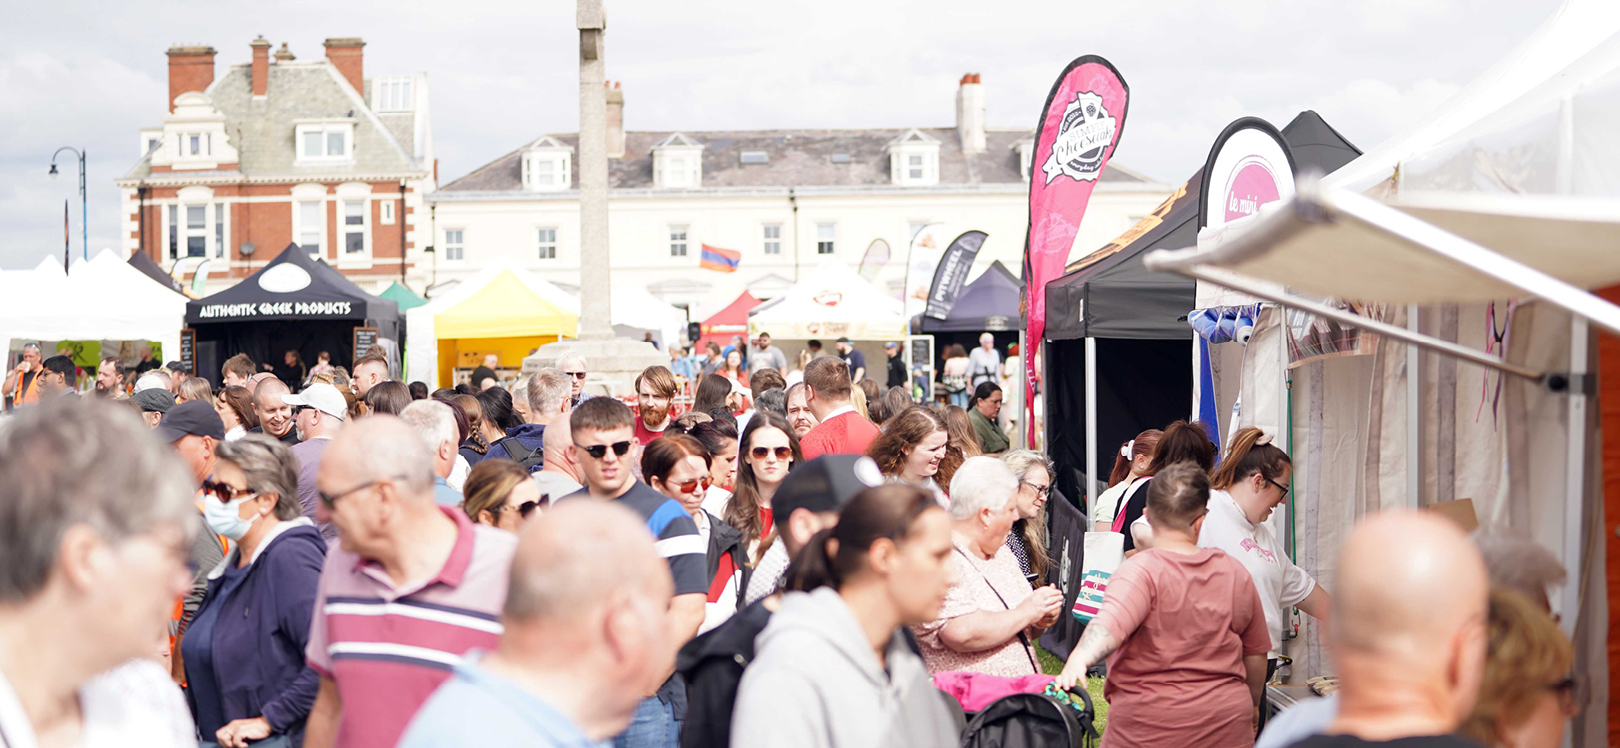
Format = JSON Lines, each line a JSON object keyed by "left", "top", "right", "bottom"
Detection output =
{"left": 1072, "top": 532, "right": 1123, "bottom": 623}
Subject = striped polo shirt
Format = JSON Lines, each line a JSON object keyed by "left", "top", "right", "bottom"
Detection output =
{"left": 305, "top": 505, "right": 517, "bottom": 748}
{"left": 566, "top": 481, "right": 708, "bottom": 596}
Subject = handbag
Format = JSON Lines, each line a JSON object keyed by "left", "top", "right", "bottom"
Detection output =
{"left": 1072, "top": 532, "right": 1123, "bottom": 623}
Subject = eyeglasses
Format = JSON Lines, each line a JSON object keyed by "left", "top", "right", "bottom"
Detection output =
{"left": 577, "top": 440, "right": 632, "bottom": 459}
{"left": 750, "top": 446, "right": 793, "bottom": 460}
{"left": 202, "top": 479, "right": 257, "bottom": 502}
{"left": 562, "top": 371, "right": 587, "bottom": 380}
{"left": 1021, "top": 481, "right": 1050, "bottom": 499}
{"left": 671, "top": 477, "right": 712, "bottom": 494}
{"left": 500, "top": 499, "right": 544, "bottom": 519}
{"left": 1266, "top": 477, "right": 1291, "bottom": 499}
{"left": 319, "top": 478, "right": 384, "bottom": 509}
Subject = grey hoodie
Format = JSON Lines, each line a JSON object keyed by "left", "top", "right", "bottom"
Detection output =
{"left": 731, "top": 587, "right": 959, "bottom": 748}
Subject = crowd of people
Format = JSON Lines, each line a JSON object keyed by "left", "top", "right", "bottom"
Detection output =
{"left": 0, "top": 335, "right": 1583, "bottom": 748}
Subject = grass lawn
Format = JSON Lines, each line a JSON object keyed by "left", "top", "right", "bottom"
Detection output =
{"left": 1036, "top": 646, "right": 1108, "bottom": 735}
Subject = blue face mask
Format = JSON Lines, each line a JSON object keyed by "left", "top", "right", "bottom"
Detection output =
{"left": 203, "top": 493, "right": 258, "bottom": 541}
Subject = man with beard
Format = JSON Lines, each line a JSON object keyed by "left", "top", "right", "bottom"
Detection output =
{"left": 784, "top": 382, "right": 818, "bottom": 438}
{"left": 95, "top": 356, "right": 128, "bottom": 398}
{"left": 248, "top": 378, "right": 301, "bottom": 446}
{"left": 632, "top": 365, "right": 679, "bottom": 447}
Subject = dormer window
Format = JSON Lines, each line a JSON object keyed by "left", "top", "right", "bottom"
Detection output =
{"left": 521, "top": 136, "right": 572, "bottom": 192}
{"left": 372, "top": 76, "right": 414, "bottom": 112}
{"left": 652, "top": 133, "right": 703, "bottom": 189}
{"left": 295, "top": 122, "right": 354, "bottom": 163}
{"left": 154, "top": 92, "right": 238, "bottom": 171}
{"left": 886, "top": 129, "right": 939, "bottom": 186}
{"left": 1015, "top": 137, "right": 1035, "bottom": 181}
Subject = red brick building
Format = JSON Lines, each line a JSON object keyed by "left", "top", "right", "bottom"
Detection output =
{"left": 117, "top": 36, "right": 435, "bottom": 293}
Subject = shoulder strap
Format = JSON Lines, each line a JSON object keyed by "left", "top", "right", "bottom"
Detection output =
{"left": 953, "top": 546, "right": 1040, "bottom": 673}
{"left": 495, "top": 437, "right": 544, "bottom": 471}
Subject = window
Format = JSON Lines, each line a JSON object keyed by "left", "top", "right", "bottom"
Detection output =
{"left": 297, "top": 201, "right": 324, "bottom": 256}
{"left": 816, "top": 223, "right": 836, "bottom": 255}
{"left": 444, "top": 229, "right": 464, "bottom": 261}
{"left": 167, "top": 205, "right": 177, "bottom": 259}
{"left": 188, "top": 134, "right": 201, "bottom": 156}
{"left": 184, "top": 206, "right": 206, "bottom": 257}
{"left": 669, "top": 225, "right": 688, "bottom": 257}
{"left": 343, "top": 201, "right": 366, "bottom": 254}
{"left": 537, "top": 228, "right": 557, "bottom": 260}
{"left": 740, "top": 151, "right": 769, "bottom": 164}
{"left": 907, "top": 154, "right": 924, "bottom": 180}
{"left": 373, "top": 77, "right": 414, "bottom": 112}
{"left": 380, "top": 200, "right": 395, "bottom": 225}
{"left": 146, "top": 137, "right": 160, "bottom": 155}
{"left": 214, "top": 204, "right": 225, "bottom": 258}
{"left": 762, "top": 224, "right": 782, "bottom": 255}
{"left": 297, "top": 125, "right": 352, "bottom": 161}
{"left": 830, "top": 153, "right": 852, "bottom": 163}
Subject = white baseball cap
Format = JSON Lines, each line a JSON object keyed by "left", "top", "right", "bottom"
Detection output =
{"left": 282, "top": 383, "right": 347, "bottom": 420}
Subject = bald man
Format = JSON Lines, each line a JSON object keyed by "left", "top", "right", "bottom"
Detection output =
{"left": 400, "top": 501, "right": 674, "bottom": 746}
{"left": 303, "top": 415, "right": 517, "bottom": 748}
{"left": 1286, "top": 511, "right": 1488, "bottom": 748}
{"left": 249, "top": 378, "right": 300, "bottom": 445}
{"left": 532, "top": 415, "right": 583, "bottom": 501}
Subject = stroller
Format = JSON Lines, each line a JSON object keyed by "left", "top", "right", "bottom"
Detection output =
{"left": 959, "top": 685, "right": 1100, "bottom": 748}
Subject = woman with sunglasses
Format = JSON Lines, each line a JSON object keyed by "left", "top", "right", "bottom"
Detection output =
{"left": 1198, "top": 426, "right": 1329, "bottom": 684}
{"left": 184, "top": 435, "right": 326, "bottom": 748}
{"left": 644, "top": 434, "right": 750, "bottom": 633}
{"left": 460, "top": 459, "right": 544, "bottom": 532}
{"left": 690, "top": 418, "right": 739, "bottom": 516}
{"left": 726, "top": 411, "right": 802, "bottom": 564}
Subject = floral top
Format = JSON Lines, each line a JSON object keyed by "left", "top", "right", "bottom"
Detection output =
{"left": 911, "top": 532, "right": 1040, "bottom": 677}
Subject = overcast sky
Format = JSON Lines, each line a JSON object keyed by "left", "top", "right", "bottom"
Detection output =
{"left": 0, "top": 0, "right": 1561, "bottom": 269}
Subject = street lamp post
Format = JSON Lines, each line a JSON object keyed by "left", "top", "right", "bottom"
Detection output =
{"left": 49, "top": 147, "right": 87, "bottom": 263}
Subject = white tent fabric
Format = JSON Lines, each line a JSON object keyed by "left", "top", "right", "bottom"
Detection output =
{"left": 610, "top": 282, "right": 684, "bottom": 347}
{"left": 1326, "top": 0, "right": 1620, "bottom": 193}
{"left": 405, "top": 262, "right": 580, "bottom": 387}
{"left": 747, "top": 261, "right": 905, "bottom": 340}
{"left": 0, "top": 251, "right": 184, "bottom": 367}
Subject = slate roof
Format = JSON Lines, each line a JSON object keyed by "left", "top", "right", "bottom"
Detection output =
{"left": 440, "top": 128, "right": 1153, "bottom": 193}
{"left": 122, "top": 62, "right": 424, "bottom": 182}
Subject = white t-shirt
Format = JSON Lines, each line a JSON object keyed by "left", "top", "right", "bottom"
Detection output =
{"left": 1197, "top": 489, "right": 1316, "bottom": 653}
{"left": 0, "top": 658, "right": 195, "bottom": 748}
{"left": 1092, "top": 476, "right": 1145, "bottom": 527}
{"left": 700, "top": 485, "right": 733, "bottom": 518}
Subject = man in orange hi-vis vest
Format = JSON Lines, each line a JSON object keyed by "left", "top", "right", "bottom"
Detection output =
{"left": 3, "top": 342, "right": 43, "bottom": 410}
{"left": 155, "top": 400, "right": 231, "bottom": 684}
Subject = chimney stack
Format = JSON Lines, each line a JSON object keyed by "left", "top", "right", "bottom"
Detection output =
{"left": 274, "top": 42, "right": 295, "bottom": 62}
{"left": 605, "top": 81, "right": 625, "bottom": 159}
{"left": 323, "top": 37, "right": 365, "bottom": 94}
{"left": 250, "top": 36, "right": 271, "bottom": 97}
{"left": 165, "top": 44, "right": 217, "bottom": 113}
{"left": 955, "top": 73, "right": 986, "bottom": 155}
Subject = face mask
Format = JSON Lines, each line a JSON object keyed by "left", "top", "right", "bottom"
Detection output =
{"left": 204, "top": 493, "right": 258, "bottom": 541}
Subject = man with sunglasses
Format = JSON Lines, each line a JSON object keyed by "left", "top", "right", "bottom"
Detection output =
{"left": 285, "top": 382, "right": 348, "bottom": 541}
{"left": 557, "top": 352, "right": 594, "bottom": 409}
{"left": 303, "top": 415, "right": 518, "bottom": 748}
{"left": 564, "top": 397, "right": 707, "bottom": 748}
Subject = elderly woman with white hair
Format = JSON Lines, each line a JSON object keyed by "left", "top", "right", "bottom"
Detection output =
{"left": 911, "top": 456, "right": 1065, "bottom": 676}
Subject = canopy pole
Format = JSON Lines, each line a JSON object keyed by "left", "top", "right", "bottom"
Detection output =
{"left": 1085, "top": 336, "right": 1098, "bottom": 518}
{"left": 1182, "top": 266, "right": 1548, "bottom": 383}
{"left": 1407, "top": 304, "right": 1424, "bottom": 508}
{"left": 1562, "top": 314, "right": 1588, "bottom": 633}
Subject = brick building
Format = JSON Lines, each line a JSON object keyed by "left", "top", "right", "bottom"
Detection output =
{"left": 117, "top": 36, "right": 435, "bottom": 292}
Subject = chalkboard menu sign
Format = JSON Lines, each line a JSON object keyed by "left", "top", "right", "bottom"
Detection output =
{"left": 353, "top": 327, "right": 379, "bottom": 361}
{"left": 179, "top": 329, "right": 196, "bottom": 376}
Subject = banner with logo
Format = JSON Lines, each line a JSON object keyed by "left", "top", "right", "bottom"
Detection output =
{"left": 925, "top": 230, "right": 987, "bottom": 319}
{"left": 903, "top": 223, "right": 950, "bottom": 326}
{"left": 1023, "top": 55, "right": 1130, "bottom": 444}
{"left": 1197, "top": 117, "right": 1295, "bottom": 232}
{"left": 857, "top": 238, "right": 891, "bottom": 282}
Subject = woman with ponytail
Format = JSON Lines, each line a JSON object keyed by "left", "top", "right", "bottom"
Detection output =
{"left": 733, "top": 485, "right": 961, "bottom": 748}
{"left": 1114, "top": 421, "right": 1214, "bottom": 553}
{"left": 1093, "top": 429, "right": 1160, "bottom": 531}
{"left": 1198, "top": 426, "right": 1330, "bottom": 670}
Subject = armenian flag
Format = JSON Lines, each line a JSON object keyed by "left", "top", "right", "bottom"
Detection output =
{"left": 700, "top": 244, "right": 741, "bottom": 273}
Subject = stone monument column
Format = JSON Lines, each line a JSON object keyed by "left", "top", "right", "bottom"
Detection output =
{"left": 522, "top": 0, "right": 663, "bottom": 396}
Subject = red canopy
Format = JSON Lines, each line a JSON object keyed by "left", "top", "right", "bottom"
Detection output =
{"left": 698, "top": 291, "right": 761, "bottom": 348}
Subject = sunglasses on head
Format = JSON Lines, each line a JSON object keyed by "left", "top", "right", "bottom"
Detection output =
{"left": 562, "top": 371, "right": 587, "bottom": 380}
{"left": 201, "top": 479, "right": 256, "bottom": 502}
{"left": 750, "top": 446, "right": 793, "bottom": 460}
{"left": 578, "top": 440, "right": 632, "bottom": 459}
{"left": 671, "top": 477, "right": 712, "bottom": 494}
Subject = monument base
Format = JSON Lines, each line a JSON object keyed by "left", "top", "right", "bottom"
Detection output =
{"left": 522, "top": 337, "right": 665, "bottom": 401}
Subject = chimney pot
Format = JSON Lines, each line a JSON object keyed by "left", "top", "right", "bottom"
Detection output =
{"left": 605, "top": 81, "right": 625, "bottom": 159}
{"left": 274, "top": 42, "right": 295, "bottom": 62}
{"left": 165, "top": 44, "right": 217, "bottom": 113}
{"left": 250, "top": 36, "right": 270, "bottom": 97}
{"left": 323, "top": 37, "right": 366, "bottom": 94}
{"left": 956, "top": 73, "right": 986, "bottom": 155}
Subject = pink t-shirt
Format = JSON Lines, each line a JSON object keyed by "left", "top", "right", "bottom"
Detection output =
{"left": 1092, "top": 547, "right": 1270, "bottom": 748}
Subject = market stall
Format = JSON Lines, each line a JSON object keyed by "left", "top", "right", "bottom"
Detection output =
{"left": 2, "top": 251, "right": 186, "bottom": 375}
{"left": 696, "top": 291, "right": 761, "bottom": 349}
{"left": 127, "top": 250, "right": 189, "bottom": 297}
{"left": 611, "top": 282, "right": 685, "bottom": 348}
{"left": 911, "top": 260, "right": 1022, "bottom": 355}
{"left": 404, "top": 262, "right": 578, "bottom": 389}
{"left": 749, "top": 261, "right": 907, "bottom": 369}
{"left": 185, "top": 244, "right": 400, "bottom": 384}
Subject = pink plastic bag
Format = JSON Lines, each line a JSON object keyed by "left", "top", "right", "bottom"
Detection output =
{"left": 931, "top": 671, "right": 1055, "bottom": 712}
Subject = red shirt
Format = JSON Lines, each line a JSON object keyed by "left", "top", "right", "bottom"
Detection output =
{"left": 633, "top": 415, "right": 671, "bottom": 446}
{"left": 800, "top": 409, "right": 881, "bottom": 460}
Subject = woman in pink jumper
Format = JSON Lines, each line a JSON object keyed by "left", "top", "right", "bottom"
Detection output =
{"left": 1055, "top": 461, "right": 1271, "bottom": 747}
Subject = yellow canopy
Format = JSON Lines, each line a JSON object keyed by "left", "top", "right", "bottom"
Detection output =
{"left": 433, "top": 270, "right": 578, "bottom": 339}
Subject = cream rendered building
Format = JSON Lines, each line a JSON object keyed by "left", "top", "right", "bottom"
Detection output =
{"left": 427, "top": 76, "right": 1171, "bottom": 315}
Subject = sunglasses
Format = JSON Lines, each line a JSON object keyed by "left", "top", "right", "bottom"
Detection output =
{"left": 577, "top": 440, "right": 632, "bottom": 459}
{"left": 671, "top": 477, "right": 713, "bottom": 494}
{"left": 501, "top": 499, "right": 544, "bottom": 519}
{"left": 202, "top": 479, "right": 257, "bottom": 502}
{"left": 562, "top": 371, "right": 587, "bottom": 380}
{"left": 750, "top": 446, "right": 793, "bottom": 460}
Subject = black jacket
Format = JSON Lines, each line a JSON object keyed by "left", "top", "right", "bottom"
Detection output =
{"left": 675, "top": 600, "right": 773, "bottom": 748}
{"left": 704, "top": 511, "right": 751, "bottom": 614}
{"left": 887, "top": 354, "right": 907, "bottom": 388}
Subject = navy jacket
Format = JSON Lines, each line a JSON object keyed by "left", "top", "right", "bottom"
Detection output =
{"left": 186, "top": 521, "right": 326, "bottom": 744}
{"left": 486, "top": 423, "right": 545, "bottom": 466}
